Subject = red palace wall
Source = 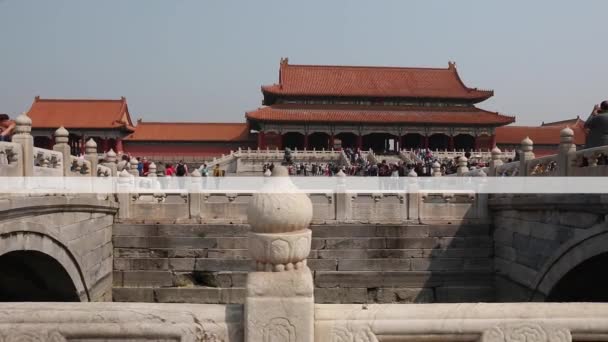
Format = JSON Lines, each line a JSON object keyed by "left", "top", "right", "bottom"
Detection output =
{"left": 123, "top": 141, "right": 255, "bottom": 157}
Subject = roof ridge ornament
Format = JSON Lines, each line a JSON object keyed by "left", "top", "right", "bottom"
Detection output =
{"left": 448, "top": 61, "right": 456, "bottom": 69}
{"left": 280, "top": 57, "right": 289, "bottom": 65}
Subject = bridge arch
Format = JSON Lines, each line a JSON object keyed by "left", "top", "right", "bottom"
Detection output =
{"left": 0, "top": 231, "right": 89, "bottom": 301}
{"left": 533, "top": 230, "right": 608, "bottom": 301}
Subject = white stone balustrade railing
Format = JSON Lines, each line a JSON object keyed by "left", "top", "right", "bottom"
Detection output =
{"left": 526, "top": 154, "right": 559, "bottom": 176}
{"left": 338, "top": 149, "right": 352, "bottom": 168}
{"left": 447, "top": 126, "right": 608, "bottom": 177}
{"left": 97, "top": 164, "right": 112, "bottom": 177}
{"left": 402, "top": 148, "right": 516, "bottom": 161}
{"left": 68, "top": 156, "right": 92, "bottom": 176}
{"left": 570, "top": 145, "right": 608, "bottom": 176}
{"left": 117, "top": 189, "right": 486, "bottom": 224}
{"left": 399, "top": 149, "right": 420, "bottom": 163}
{"left": 495, "top": 160, "right": 520, "bottom": 176}
{"left": 315, "top": 303, "right": 608, "bottom": 341}
{"left": 33, "top": 147, "right": 63, "bottom": 176}
{"left": 0, "top": 141, "right": 22, "bottom": 176}
{"left": 364, "top": 149, "right": 379, "bottom": 164}
{"left": 0, "top": 302, "right": 608, "bottom": 341}
{"left": 0, "top": 113, "right": 121, "bottom": 178}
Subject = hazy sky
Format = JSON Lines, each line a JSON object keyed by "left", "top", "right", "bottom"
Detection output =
{"left": 1, "top": 0, "right": 607, "bottom": 126}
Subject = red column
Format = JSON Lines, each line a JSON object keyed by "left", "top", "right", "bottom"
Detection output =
{"left": 423, "top": 135, "right": 429, "bottom": 149}
{"left": 116, "top": 138, "right": 124, "bottom": 153}
{"left": 490, "top": 134, "right": 497, "bottom": 149}
{"left": 257, "top": 131, "right": 265, "bottom": 149}
{"left": 304, "top": 133, "right": 309, "bottom": 149}
{"left": 399, "top": 135, "right": 404, "bottom": 151}
{"left": 474, "top": 136, "right": 479, "bottom": 150}
{"left": 329, "top": 134, "right": 334, "bottom": 149}
{"left": 357, "top": 134, "right": 363, "bottom": 150}
{"left": 448, "top": 135, "right": 454, "bottom": 150}
{"left": 278, "top": 133, "right": 283, "bottom": 149}
{"left": 80, "top": 135, "right": 86, "bottom": 155}
{"left": 102, "top": 138, "right": 109, "bottom": 152}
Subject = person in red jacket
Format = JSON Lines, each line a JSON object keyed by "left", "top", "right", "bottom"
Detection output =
{"left": 165, "top": 163, "right": 175, "bottom": 176}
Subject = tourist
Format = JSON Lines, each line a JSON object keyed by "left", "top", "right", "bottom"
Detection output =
{"left": 199, "top": 163, "right": 209, "bottom": 177}
{"left": 175, "top": 160, "right": 188, "bottom": 177}
{"left": 136, "top": 157, "right": 143, "bottom": 176}
{"left": 165, "top": 163, "right": 175, "bottom": 176}
{"left": 142, "top": 157, "right": 150, "bottom": 176}
{"left": 584, "top": 101, "right": 608, "bottom": 148}
{"left": 117, "top": 154, "right": 130, "bottom": 172}
{"left": 156, "top": 161, "right": 166, "bottom": 175}
{"left": 212, "top": 163, "right": 222, "bottom": 177}
{"left": 0, "top": 114, "right": 16, "bottom": 142}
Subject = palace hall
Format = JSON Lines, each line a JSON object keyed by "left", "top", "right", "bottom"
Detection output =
{"left": 25, "top": 60, "right": 586, "bottom": 158}
{"left": 246, "top": 59, "right": 515, "bottom": 153}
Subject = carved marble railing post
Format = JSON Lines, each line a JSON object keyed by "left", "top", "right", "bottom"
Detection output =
{"left": 407, "top": 168, "right": 419, "bottom": 222}
{"left": 245, "top": 165, "right": 314, "bottom": 342}
{"left": 129, "top": 157, "right": 139, "bottom": 177}
{"left": 85, "top": 138, "right": 98, "bottom": 176}
{"left": 457, "top": 156, "right": 469, "bottom": 176}
{"left": 335, "top": 169, "right": 351, "bottom": 222}
{"left": 189, "top": 169, "right": 202, "bottom": 222}
{"left": 558, "top": 127, "right": 576, "bottom": 176}
{"left": 519, "top": 137, "right": 535, "bottom": 176}
{"left": 147, "top": 162, "right": 157, "bottom": 178}
{"left": 103, "top": 149, "right": 118, "bottom": 176}
{"left": 489, "top": 146, "right": 503, "bottom": 176}
{"left": 12, "top": 113, "right": 33, "bottom": 177}
{"left": 117, "top": 170, "right": 133, "bottom": 220}
{"left": 432, "top": 161, "right": 441, "bottom": 177}
{"left": 54, "top": 127, "right": 72, "bottom": 176}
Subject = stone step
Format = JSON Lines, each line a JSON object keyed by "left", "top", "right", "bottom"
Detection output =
{"left": 113, "top": 224, "right": 250, "bottom": 237}
{"left": 113, "top": 269, "right": 248, "bottom": 288}
{"left": 314, "top": 271, "right": 494, "bottom": 288}
{"left": 114, "top": 254, "right": 492, "bottom": 273}
{"left": 112, "top": 287, "right": 245, "bottom": 304}
{"left": 313, "top": 236, "right": 492, "bottom": 250}
{"left": 115, "top": 247, "right": 492, "bottom": 260}
{"left": 114, "top": 235, "right": 492, "bottom": 250}
{"left": 113, "top": 236, "right": 249, "bottom": 249}
{"left": 113, "top": 223, "right": 490, "bottom": 238}
{"left": 112, "top": 284, "right": 494, "bottom": 304}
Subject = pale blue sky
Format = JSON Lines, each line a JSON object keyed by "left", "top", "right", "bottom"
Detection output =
{"left": 1, "top": 0, "right": 606, "bottom": 125}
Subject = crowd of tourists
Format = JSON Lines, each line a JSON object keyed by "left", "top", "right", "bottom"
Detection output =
{"left": 108, "top": 147, "right": 494, "bottom": 179}
{"left": 264, "top": 148, "right": 489, "bottom": 177}
{"left": 111, "top": 154, "right": 226, "bottom": 177}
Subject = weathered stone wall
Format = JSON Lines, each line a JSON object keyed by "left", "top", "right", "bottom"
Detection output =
{"left": 119, "top": 192, "right": 488, "bottom": 226}
{"left": 490, "top": 194, "right": 608, "bottom": 301}
{"left": 0, "top": 195, "right": 117, "bottom": 301}
{"left": 112, "top": 222, "right": 493, "bottom": 304}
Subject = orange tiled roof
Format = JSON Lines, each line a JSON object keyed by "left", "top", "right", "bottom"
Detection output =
{"left": 125, "top": 122, "right": 251, "bottom": 142}
{"left": 28, "top": 96, "right": 134, "bottom": 130}
{"left": 246, "top": 104, "right": 514, "bottom": 126}
{"left": 495, "top": 124, "right": 586, "bottom": 145}
{"left": 262, "top": 60, "right": 493, "bottom": 102}
{"left": 541, "top": 116, "right": 584, "bottom": 127}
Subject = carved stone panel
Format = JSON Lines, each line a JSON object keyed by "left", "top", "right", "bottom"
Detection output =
{"left": 0, "top": 330, "right": 66, "bottom": 342}
{"left": 481, "top": 322, "right": 571, "bottom": 342}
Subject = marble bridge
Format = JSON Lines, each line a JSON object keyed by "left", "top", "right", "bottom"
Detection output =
{"left": 2, "top": 114, "right": 608, "bottom": 340}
